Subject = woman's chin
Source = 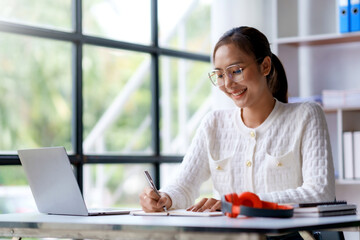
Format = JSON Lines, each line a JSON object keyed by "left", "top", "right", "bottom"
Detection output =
{"left": 231, "top": 95, "right": 247, "bottom": 108}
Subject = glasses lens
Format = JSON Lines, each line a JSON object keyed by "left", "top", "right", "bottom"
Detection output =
{"left": 226, "top": 65, "right": 243, "bottom": 82}
{"left": 209, "top": 65, "right": 243, "bottom": 87}
{"left": 209, "top": 71, "right": 222, "bottom": 86}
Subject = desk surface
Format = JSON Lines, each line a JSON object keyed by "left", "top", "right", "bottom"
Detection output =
{"left": 0, "top": 212, "right": 360, "bottom": 239}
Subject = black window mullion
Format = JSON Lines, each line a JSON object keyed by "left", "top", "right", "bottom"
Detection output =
{"left": 151, "top": 0, "right": 158, "bottom": 47}
{"left": 151, "top": 0, "right": 162, "bottom": 187}
{"left": 72, "top": 0, "right": 83, "bottom": 155}
{"left": 72, "top": 0, "right": 84, "bottom": 192}
{"left": 150, "top": 55, "right": 160, "bottom": 157}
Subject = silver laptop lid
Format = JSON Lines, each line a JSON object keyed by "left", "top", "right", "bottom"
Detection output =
{"left": 18, "top": 147, "right": 89, "bottom": 216}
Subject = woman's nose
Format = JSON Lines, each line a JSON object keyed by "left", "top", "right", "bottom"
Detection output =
{"left": 224, "top": 75, "right": 235, "bottom": 89}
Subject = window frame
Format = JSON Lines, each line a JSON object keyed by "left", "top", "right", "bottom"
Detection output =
{"left": 0, "top": 0, "right": 210, "bottom": 189}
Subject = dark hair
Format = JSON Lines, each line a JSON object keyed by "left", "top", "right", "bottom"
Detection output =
{"left": 213, "top": 26, "right": 288, "bottom": 103}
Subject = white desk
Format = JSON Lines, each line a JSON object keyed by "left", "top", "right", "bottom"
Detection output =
{"left": 0, "top": 212, "right": 360, "bottom": 240}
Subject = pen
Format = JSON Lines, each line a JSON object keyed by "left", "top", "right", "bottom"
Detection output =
{"left": 144, "top": 170, "right": 167, "bottom": 212}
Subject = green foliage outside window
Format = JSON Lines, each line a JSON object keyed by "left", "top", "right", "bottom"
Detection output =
{"left": 0, "top": 0, "right": 213, "bottom": 212}
{"left": 0, "top": 33, "right": 72, "bottom": 151}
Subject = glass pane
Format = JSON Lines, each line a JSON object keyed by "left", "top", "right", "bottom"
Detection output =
{"left": 0, "top": 166, "right": 37, "bottom": 213}
{"left": 83, "top": 164, "right": 151, "bottom": 208}
{"left": 83, "top": 46, "right": 152, "bottom": 154}
{"left": 83, "top": 0, "right": 151, "bottom": 45}
{"left": 160, "top": 163, "right": 213, "bottom": 200}
{"left": 158, "top": 0, "right": 211, "bottom": 54}
{"left": 160, "top": 57, "right": 212, "bottom": 155}
{"left": 0, "top": 33, "right": 72, "bottom": 153}
{"left": 0, "top": 0, "right": 72, "bottom": 31}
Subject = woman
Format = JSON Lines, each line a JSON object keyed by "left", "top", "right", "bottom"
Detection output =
{"left": 139, "top": 26, "right": 335, "bottom": 213}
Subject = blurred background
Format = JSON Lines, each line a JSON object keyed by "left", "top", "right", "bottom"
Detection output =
{"left": 0, "top": 0, "right": 215, "bottom": 214}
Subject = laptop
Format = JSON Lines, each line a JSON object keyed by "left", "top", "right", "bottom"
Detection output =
{"left": 18, "top": 146, "right": 130, "bottom": 216}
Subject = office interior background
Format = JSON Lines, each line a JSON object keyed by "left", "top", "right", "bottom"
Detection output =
{"left": 1, "top": 0, "right": 360, "bottom": 219}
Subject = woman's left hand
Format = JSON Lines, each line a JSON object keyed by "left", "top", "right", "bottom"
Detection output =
{"left": 186, "top": 198, "right": 221, "bottom": 212}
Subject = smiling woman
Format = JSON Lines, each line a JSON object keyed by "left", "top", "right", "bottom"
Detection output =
{"left": 140, "top": 26, "right": 335, "bottom": 217}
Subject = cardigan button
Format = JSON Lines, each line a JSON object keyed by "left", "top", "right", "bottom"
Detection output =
{"left": 246, "top": 160, "right": 252, "bottom": 167}
{"left": 216, "top": 165, "right": 222, "bottom": 170}
{"left": 250, "top": 131, "right": 255, "bottom": 138}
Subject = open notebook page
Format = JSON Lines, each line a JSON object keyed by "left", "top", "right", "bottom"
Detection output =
{"left": 131, "top": 209, "right": 223, "bottom": 217}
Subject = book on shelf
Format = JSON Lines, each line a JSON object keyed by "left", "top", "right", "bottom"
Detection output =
{"left": 131, "top": 209, "right": 223, "bottom": 217}
{"left": 354, "top": 131, "right": 360, "bottom": 179}
{"left": 350, "top": 0, "right": 360, "bottom": 32}
{"left": 288, "top": 95, "right": 322, "bottom": 104}
{"left": 339, "top": 0, "right": 350, "bottom": 33}
{"left": 322, "top": 89, "right": 360, "bottom": 108}
{"left": 343, "top": 131, "right": 355, "bottom": 179}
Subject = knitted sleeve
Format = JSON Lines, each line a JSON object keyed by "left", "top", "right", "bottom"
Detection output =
{"left": 160, "top": 112, "right": 213, "bottom": 209}
{"left": 258, "top": 102, "right": 336, "bottom": 203}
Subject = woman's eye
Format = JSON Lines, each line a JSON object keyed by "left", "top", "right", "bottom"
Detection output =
{"left": 217, "top": 73, "right": 224, "bottom": 79}
{"left": 233, "top": 69, "right": 241, "bottom": 74}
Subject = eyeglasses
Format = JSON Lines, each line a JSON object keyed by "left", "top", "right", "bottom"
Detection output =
{"left": 208, "top": 64, "right": 244, "bottom": 87}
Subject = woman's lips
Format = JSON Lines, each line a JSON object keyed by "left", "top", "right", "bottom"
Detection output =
{"left": 231, "top": 88, "right": 247, "bottom": 97}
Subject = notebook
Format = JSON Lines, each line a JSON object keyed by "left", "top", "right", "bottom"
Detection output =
{"left": 292, "top": 201, "right": 357, "bottom": 217}
{"left": 131, "top": 209, "right": 223, "bottom": 217}
{"left": 18, "top": 146, "right": 130, "bottom": 216}
{"left": 294, "top": 204, "right": 357, "bottom": 213}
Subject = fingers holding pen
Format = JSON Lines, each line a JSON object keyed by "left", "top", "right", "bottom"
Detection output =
{"left": 144, "top": 186, "right": 161, "bottom": 199}
{"left": 156, "top": 192, "right": 172, "bottom": 210}
{"left": 140, "top": 187, "right": 160, "bottom": 212}
{"left": 139, "top": 187, "right": 171, "bottom": 212}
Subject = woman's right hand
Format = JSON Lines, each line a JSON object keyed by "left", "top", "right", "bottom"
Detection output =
{"left": 139, "top": 186, "right": 172, "bottom": 212}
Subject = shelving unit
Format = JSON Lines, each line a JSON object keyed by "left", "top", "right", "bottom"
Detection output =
{"left": 326, "top": 108, "right": 360, "bottom": 181}
{"left": 270, "top": 2, "right": 360, "bottom": 223}
{"left": 272, "top": 0, "right": 360, "bottom": 182}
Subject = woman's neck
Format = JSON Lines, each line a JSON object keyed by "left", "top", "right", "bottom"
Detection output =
{"left": 241, "top": 97, "right": 276, "bottom": 128}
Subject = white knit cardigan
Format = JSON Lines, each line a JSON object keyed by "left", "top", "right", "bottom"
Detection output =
{"left": 161, "top": 99, "right": 335, "bottom": 209}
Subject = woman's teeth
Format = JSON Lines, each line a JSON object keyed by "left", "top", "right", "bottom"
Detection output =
{"left": 232, "top": 89, "right": 247, "bottom": 96}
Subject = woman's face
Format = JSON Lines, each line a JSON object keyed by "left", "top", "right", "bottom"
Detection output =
{"left": 213, "top": 43, "right": 271, "bottom": 109}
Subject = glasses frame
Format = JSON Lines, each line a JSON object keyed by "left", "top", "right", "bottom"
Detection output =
{"left": 208, "top": 58, "right": 265, "bottom": 87}
{"left": 208, "top": 64, "right": 244, "bottom": 87}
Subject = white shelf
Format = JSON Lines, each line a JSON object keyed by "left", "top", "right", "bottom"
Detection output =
{"left": 275, "top": 32, "right": 360, "bottom": 46}
{"left": 323, "top": 106, "right": 360, "bottom": 113}
{"left": 336, "top": 179, "right": 360, "bottom": 185}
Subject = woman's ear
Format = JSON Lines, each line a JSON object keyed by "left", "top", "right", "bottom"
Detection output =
{"left": 261, "top": 56, "right": 271, "bottom": 76}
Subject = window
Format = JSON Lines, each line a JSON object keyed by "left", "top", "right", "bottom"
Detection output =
{"left": 0, "top": 32, "right": 72, "bottom": 152}
{"left": 160, "top": 57, "right": 211, "bottom": 155}
{"left": 83, "top": 46, "right": 152, "bottom": 154}
{"left": 0, "top": 0, "right": 72, "bottom": 31}
{"left": 0, "top": 0, "right": 212, "bottom": 211}
{"left": 83, "top": 0, "right": 151, "bottom": 45}
{"left": 158, "top": 0, "right": 211, "bottom": 54}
